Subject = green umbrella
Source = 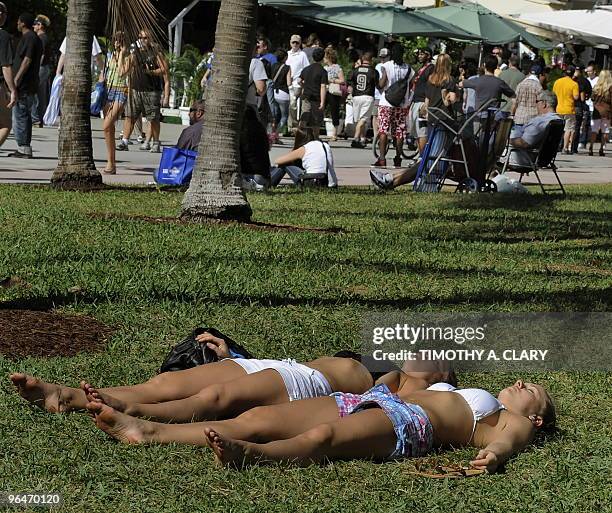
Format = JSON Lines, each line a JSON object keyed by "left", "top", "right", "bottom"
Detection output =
{"left": 423, "top": 3, "right": 552, "bottom": 49}
{"left": 277, "top": 1, "right": 479, "bottom": 38}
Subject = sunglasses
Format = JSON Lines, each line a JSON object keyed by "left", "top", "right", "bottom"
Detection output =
{"left": 189, "top": 108, "right": 204, "bottom": 113}
{"left": 535, "top": 100, "right": 545, "bottom": 105}
{"left": 291, "top": 41, "right": 300, "bottom": 44}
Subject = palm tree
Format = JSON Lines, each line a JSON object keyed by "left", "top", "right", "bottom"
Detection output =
{"left": 50, "top": 0, "right": 102, "bottom": 189}
{"left": 180, "top": 0, "right": 257, "bottom": 222}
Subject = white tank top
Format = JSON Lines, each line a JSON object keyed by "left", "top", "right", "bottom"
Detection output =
{"left": 427, "top": 382, "right": 505, "bottom": 439}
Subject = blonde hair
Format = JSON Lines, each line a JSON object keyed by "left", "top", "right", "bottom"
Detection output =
{"left": 324, "top": 47, "right": 337, "bottom": 64}
{"left": 593, "top": 70, "right": 612, "bottom": 97}
{"left": 428, "top": 53, "right": 452, "bottom": 88}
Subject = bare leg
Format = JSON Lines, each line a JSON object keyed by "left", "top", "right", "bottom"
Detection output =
{"left": 90, "top": 369, "right": 290, "bottom": 422}
{"left": 121, "top": 117, "right": 135, "bottom": 141}
{"left": 102, "top": 101, "right": 125, "bottom": 172}
{"left": 87, "top": 396, "right": 340, "bottom": 446}
{"left": 205, "top": 407, "right": 396, "bottom": 468}
{"left": 392, "top": 162, "right": 419, "bottom": 188}
{"left": 417, "top": 136, "right": 427, "bottom": 154}
{"left": 10, "top": 361, "right": 247, "bottom": 413}
{"left": 0, "top": 127, "right": 11, "bottom": 147}
{"left": 149, "top": 120, "right": 161, "bottom": 142}
{"left": 379, "top": 133, "right": 388, "bottom": 160}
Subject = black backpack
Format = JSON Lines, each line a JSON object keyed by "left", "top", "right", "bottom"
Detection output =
{"left": 385, "top": 64, "right": 415, "bottom": 107}
{"left": 159, "top": 327, "right": 254, "bottom": 373}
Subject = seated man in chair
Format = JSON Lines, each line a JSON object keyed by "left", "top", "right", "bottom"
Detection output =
{"left": 507, "top": 90, "right": 561, "bottom": 168}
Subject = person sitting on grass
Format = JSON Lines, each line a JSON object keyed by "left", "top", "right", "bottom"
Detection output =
{"left": 10, "top": 333, "right": 453, "bottom": 425}
{"left": 82, "top": 371, "right": 554, "bottom": 474}
{"left": 269, "top": 112, "right": 338, "bottom": 188}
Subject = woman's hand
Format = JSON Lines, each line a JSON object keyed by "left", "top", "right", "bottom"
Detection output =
{"left": 195, "top": 332, "right": 231, "bottom": 359}
{"left": 470, "top": 449, "right": 499, "bottom": 473}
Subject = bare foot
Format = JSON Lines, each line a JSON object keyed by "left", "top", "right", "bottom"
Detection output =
{"left": 86, "top": 401, "right": 155, "bottom": 444}
{"left": 80, "top": 381, "right": 128, "bottom": 413}
{"left": 204, "top": 427, "right": 251, "bottom": 468}
{"left": 9, "top": 373, "right": 79, "bottom": 413}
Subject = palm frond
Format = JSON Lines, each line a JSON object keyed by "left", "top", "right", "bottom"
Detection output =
{"left": 106, "top": 0, "right": 166, "bottom": 50}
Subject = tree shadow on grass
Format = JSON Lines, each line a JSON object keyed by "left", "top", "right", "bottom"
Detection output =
{"left": 2, "top": 287, "right": 608, "bottom": 312}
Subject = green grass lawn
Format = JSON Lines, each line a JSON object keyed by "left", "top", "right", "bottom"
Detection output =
{"left": 1, "top": 184, "right": 610, "bottom": 512}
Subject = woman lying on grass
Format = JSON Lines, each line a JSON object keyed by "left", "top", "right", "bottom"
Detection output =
{"left": 10, "top": 333, "right": 451, "bottom": 424}
{"left": 84, "top": 371, "right": 554, "bottom": 473}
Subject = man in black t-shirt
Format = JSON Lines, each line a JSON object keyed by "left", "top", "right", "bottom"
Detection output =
{"left": 572, "top": 66, "right": 592, "bottom": 153}
{"left": 9, "top": 12, "right": 42, "bottom": 159}
{"left": 31, "top": 14, "right": 52, "bottom": 126}
{"left": 408, "top": 47, "right": 434, "bottom": 153}
{"left": 349, "top": 52, "right": 378, "bottom": 148}
{"left": 299, "top": 47, "right": 327, "bottom": 135}
{"left": 117, "top": 29, "right": 170, "bottom": 154}
{"left": 0, "top": 2, "right": 17, "bottom": 148}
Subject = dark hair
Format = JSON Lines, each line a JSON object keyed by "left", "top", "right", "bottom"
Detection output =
{"left": 274, "top": 49, "right": 288, "bottom": 63}
{"left": 306, "top": 32, "right": 319, "bottom": 47}
{"left": 462, "top": 59, "right": 478, "bottom": 78}
{"left": 19, "top": 12, "right": 35, "bottom": 29}
{"left": 191, "top": 99, "right": 205, "bottom": 111}
{"left": 258, "top": 37, "right": 271, "bottom": 51}
{"left": 391, "top": 44, "right": 404, "bottom": 65}
{"left": 484, "top": 54, "right": 498, "bottom": 73}
{"left": 565, "top": 65, "right": 576, "bottom": 76}
{"left": 312, "top": 47, "right": 325, "bottom": 63}
{"left": 293, "top": 112, "right": 318, "bottom": 150}
{"left": 509, "top": 54, "right": 520, "bottom": 68}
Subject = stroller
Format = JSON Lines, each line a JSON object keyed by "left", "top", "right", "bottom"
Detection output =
{"left": 413, "top": 98, "right": 510, "bottom": 193}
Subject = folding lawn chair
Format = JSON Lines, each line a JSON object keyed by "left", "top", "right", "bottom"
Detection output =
{"left": 501, "top": 119, "right": 566, "bottom": 196}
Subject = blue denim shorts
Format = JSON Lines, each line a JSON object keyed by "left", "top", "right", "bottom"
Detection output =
{"left": 106, "top": 88, "right": 127, "bottom": 105}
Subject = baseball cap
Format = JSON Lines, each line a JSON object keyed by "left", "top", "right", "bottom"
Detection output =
{"left": 0, "top": 2, "right": 7, "bottom": 14}
{"left": 565, "top": 64, "right": 576, "bottom": 76}
{"left": 290, "top": 34, "right": 301, "bottom": 44}
{"left": 378, "top": 48, "right": 389, "bottom": 58}
{"left": 530, "top": 64, "right": 543, "bottom": 75}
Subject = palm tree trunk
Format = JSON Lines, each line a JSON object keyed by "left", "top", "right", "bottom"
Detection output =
{"left": 180, "top": 0, "right": 256, "bottom": 222}
{"left": 51, "top": 0, "right": 102, "bottom": 190}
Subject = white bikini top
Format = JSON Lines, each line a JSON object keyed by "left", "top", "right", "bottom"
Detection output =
{"left": 427, "top": 382, "right": 505, "bottom": 439}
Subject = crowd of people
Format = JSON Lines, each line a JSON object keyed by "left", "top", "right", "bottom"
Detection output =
{"left": 1, "top": 2, "right": 610, "bottom": 190}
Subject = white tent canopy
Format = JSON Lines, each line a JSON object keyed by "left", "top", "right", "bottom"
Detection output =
{"left": 514, "top": 7, "right": 612, "bottom": 46}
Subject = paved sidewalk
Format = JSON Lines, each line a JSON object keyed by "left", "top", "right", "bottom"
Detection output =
{"left": 1, "top": 118, "right": 609, "bottom": 187}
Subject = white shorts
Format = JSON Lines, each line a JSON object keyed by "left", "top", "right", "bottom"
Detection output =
{"left": 408, "top": 101, "right": 428, "bottom": 138}
{"left": 230, "top": 358, "right": 333, "bottom": 401}
{"left": 352, "top": 95, "right": 375, "bottom": 123}
{"left": 591, "top": 118, "right": 610, "bottom": 134}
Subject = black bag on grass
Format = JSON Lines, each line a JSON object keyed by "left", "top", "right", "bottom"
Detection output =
{"left": 159, "top": 327, "right": 254, "bottom": 373}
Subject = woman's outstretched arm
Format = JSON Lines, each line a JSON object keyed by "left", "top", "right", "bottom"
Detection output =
{"left": 470, "top": 420, "right": 534, "bottom": 473}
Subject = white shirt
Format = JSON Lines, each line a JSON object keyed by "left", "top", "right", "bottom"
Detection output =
{"left": 302, "top": 141, "right": 337, "bottom": 187}
{"left": 587, "top": 76, "right": 599, "bottom": 112}
{"left": 246, "top": 58, "right": 268, "bottom": 108}
{"left": 286, "top": 49, "right": 310, "bottom": 87}
{"left": 374, "top": 62, "right": 384, "bottom": 101}
{"left": 379, "top": 61, "right": 413, "bottom": 108}
{"left": 60, "top": 36, "right": 102, "bottom": 56}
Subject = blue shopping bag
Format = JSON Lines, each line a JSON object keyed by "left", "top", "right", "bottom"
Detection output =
{"left": 90, "top": 81, "right": 107, "bottom": 116}
{"left": 154, "top": 147, "right": 198, "bottom": 186}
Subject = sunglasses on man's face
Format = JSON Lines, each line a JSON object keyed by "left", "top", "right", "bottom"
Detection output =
{"left": 190, "top": 108, "right": 204, "bottom": 113}
{"left": 291, "top": 41, "right": 300, "bottom": 45}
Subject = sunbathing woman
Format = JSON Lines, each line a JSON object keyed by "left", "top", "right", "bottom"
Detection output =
{"left": 86, "top": 374, "right": 554, "bottom": 474}
{"left": 10, "top": 333, "right": 451, "bottom": 423}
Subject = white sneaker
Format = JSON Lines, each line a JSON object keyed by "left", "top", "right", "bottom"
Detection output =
{"left": 140, "top": 141, "right": 151, "bottom": 151}
{"left": 149, "top": 142, "right": 161, "bottom": 153}
{"left": 137, "top": 135, "right": 146, "bottom": 143}
{"left": 577, "top": 143, "right": 586, "bottom": 150}
{"left": 369, "top": 169, "right": 393, "bottom": 190}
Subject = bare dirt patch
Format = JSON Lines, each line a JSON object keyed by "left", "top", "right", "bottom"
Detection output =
{"left": 0, "top": 309, "right": 113, "bottom": 358}
{"left": 87, "top": 212, "right": 345, "bottom": 233}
